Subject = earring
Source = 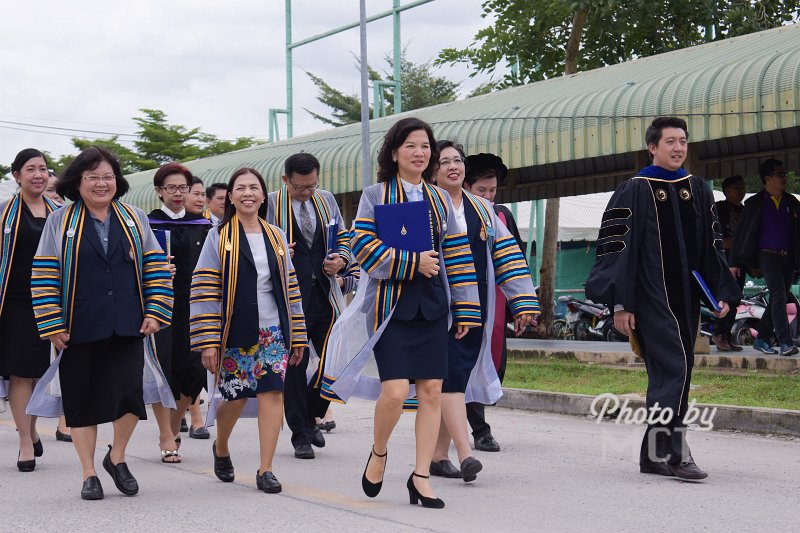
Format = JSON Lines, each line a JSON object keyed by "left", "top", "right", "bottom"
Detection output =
{"left": 392, "top": 157, "right": 397, "bottom": 163}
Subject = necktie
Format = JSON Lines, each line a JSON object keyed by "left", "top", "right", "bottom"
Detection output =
{"left": 299, "top": 201, "right": 315, "bottom": 247}
{"left": 410, "top": 186, "right": 421, "bottom": 202}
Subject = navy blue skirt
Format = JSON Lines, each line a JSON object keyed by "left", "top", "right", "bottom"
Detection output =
{"left": 442, "top": 324, "right": 484, "bottom": 393}
{"left": 373, "top": 310, "right": 448, "bottom": 382}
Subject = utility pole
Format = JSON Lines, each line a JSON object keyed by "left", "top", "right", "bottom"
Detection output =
{"left": 268, "top": 0, "right": 433, "bottom": 141}
{"left": 359, "top": 0, "right": 371, "bottom": 189}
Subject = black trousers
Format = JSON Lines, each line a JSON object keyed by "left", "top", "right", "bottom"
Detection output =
{"left": 757, "top": 251, "right": 795, "bottom": 346}
{"left": 466, "top": 334, "right": 508, "bottom": 439}
{"left": 283, "top": 307, "right": 333, "bottom": 448}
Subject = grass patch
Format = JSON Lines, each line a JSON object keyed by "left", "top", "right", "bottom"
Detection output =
{"left": 504, "top": 357, "right": 800, "bottom": 410}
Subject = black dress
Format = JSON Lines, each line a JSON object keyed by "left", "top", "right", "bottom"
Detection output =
{"left": 0, "top": 203, "right": 50, "bottom": 379}
{"left": 57, "top": 213, "right": 148, "bottom": 428}
{"left": 148, "top": 210, "right": 210, "bottom": 401}
{"left": 443, "top": 201, "right": 487, "bottom": 393}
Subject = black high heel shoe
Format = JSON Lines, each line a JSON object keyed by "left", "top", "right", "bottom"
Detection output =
{"left": 33, "top": 439, "right": 43, "bottom": 457}
{"left": 17, "top": 451, "right": 35, "bottom": 473}
{"left": 407, "top": 472, "right": 444, "bottom": 509}
{"left": 361, "top": 446, "right": 387, "bottom": 498}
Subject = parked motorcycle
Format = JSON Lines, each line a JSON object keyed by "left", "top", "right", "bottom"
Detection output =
{"left": 556, "top": 295, "right": 626, "bottom": 341}
{"left": 701, "top": 284, "right": 800, "bottom": 347}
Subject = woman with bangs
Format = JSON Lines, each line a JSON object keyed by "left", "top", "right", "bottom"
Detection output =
{"left": 324, "top": 117, "right": 481, "bottom": 509}
{"left": 431, "top": 141, "right": 538, "bottom": 484}
{"left": 0, "top": 149, "right": 60, "bottom": 472}
{"left": 29, "top": 146, "right": 174, "bottom": 500}
{"left": 190, "top": 167, "right": 306, "bottom": 494}
{"left": 148, "top": 162, "right": 212, "bottom": 462}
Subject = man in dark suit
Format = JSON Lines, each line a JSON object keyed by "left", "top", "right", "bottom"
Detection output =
{"left": 266, "top": 153, "right": 351, "bottom": 459}
{"left": 732, "top": 159, "right": 800, "bottom": 356}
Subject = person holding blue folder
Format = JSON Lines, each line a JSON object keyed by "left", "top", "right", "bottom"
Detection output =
{"left": 264, "top": 153, "right": 353, "bottom": 459}
{"left": 431, "top": 141, "right": 540, "bottom": 483}
{"left": 586, "top": 117, "right": 740, "bottom": 481}
{"left": 324, "top": 117, "right": 480, "bottom": 509}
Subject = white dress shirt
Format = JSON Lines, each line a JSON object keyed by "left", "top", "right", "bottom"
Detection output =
{"left": 400, "top": 178, "right": 424, "bottom": 202}
{"left": 160, "top": 205, "right": 186, "bottom": 219}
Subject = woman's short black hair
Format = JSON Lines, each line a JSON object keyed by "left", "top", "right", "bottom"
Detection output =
{"left": 11, "top": 148, "right": 48, "bottom": 175}
{"left": 376, "top": 117, "right": 438, "bottom": 183}
{"left": 191, "top": 176, "right": 204, "bottom": 186}
{"left": 464, "top": 153, "right": 508, "bottom": 186}
{"left": 219, "top": 167, "right": 268, "bottom": 228}
{"left": 435, "top": 140, "right": 466, "bottom": 161}
{"left": 57, "top": 146, "right": 129, "bottom": 202}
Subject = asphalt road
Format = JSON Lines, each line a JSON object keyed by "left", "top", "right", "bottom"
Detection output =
{"left": 1, "top": 398, "right": 798, "bottom": 532}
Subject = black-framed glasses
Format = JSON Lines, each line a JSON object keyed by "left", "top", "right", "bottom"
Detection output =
{"left": 159, "top": 184, "right": 191, "bottom": 194}
{"left": 772, "top": 172, "right": 789, "bottom": 178}
{"left": 288, "top": 180, "right": 318, "bottom": 192}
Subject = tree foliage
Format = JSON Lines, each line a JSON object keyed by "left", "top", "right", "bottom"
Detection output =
{"left": 45, "top": 108, "right": 261, "bottom": 175}
{"left": 305, "top": 51, "right": 460, "bottom": 127}
{"left": 437, "top": 0, "right": 800, "bottom": 88}
{"left": 437, "top": 0, "right": 799, "bottom": 336}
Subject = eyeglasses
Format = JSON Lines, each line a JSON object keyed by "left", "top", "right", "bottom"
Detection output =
{"left": 288, "top": 180, "right": 318, "bottom": 192}
{"left": 82, "top": 174, "right": 116, "bottom": 184}
{"left": 771, "top": 172, "right": 789, "bottom": 178}
{"left": 159, "top": 184, "right": 191, "bottom": 194}
{"left": 439, "top": 157, "right": 464, "bottom": 166}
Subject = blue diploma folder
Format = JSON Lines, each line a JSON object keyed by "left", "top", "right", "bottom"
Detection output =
{"left": 691, "top": 270, "right": 721, "bottom": 312}
{"left": 374, "top": 201, "right": 433, "bottom": 252}
{"left": 153, "top": 229, "right": 171, "bottom": 259}
{"left": 326, "top": 217, "right": 339, "bottom": 256}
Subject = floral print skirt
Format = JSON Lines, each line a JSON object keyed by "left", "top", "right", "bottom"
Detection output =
{"left": 219, "top": 326, "right": 288, "bottom": 401}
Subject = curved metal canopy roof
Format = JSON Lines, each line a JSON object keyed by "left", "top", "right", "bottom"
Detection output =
{"left": 123, "top": 23, "right": 800, "bottom": 212}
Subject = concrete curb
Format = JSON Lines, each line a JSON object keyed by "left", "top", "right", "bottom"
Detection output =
{"left": 506, "top": 347, "right": 800, "bottom": 372}
{"left": 497, "top": 387, "right": 800, "bottom": 438}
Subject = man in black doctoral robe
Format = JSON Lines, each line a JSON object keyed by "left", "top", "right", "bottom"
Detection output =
{"left": 586, "top": 117, "right": 740, "bottom": 481}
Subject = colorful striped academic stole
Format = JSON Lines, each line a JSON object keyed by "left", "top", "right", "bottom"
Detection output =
{"left": 1, "top": 194, "right": 58, "bottom": 315}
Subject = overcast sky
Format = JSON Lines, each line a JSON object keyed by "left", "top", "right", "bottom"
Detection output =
{"left": 0, "top": 0, "right": 494, "bottom": 166}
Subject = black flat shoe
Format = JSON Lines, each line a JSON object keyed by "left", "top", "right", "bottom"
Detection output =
{"left": 361, "top": 446, "right": 387, "bottom": 498}
{"left": 189, "top": 426, "right": 210, "bottom": 439}
{"left": 17, "top": 451, "right": 35, "bottom": 473}
{"left": 311, "top": 427, "right": 326, "bottom": 448}
{"left": 294, "top": 444, "right": 315, "bottom": 459}
{"left": 212, "top": 441, "right": 235, "bottom": 482}
{"left": 319, "top": 420, "right": 336, "bottom": 432}
{"left": 180, "top": 417, "right": 189, "bottom": 433}
{"left": 81, "top": 476, "right": 104, "bottom": 500}
{"left": 474, "top": 434, "right": 500, "bottom": 452}
{"left": 102, "top": 445, "right": 139, "bottom": 495}
{"left": 407, "top": 472, "right": 444, "bottom": 509}
{"left": 460, "top": 456, "right": 483, "bottom": 483}
{"left": 256, "top": 470, "right": 282, "bottom": 494}
{"left": 55, "top": 429, "right": 73, "bottom": 443}
{"left": 430, "top": 459, "right": 462, "bottom": 478}
{"left": 668, "top": 460, "right": 708, "bottom": 481}
{"left": 32, "top": 439, "right": 43, "bottom": 458}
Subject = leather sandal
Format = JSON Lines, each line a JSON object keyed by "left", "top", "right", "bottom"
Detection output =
{"left": 161, "top": 450, "right": 182, "bottom": 464}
